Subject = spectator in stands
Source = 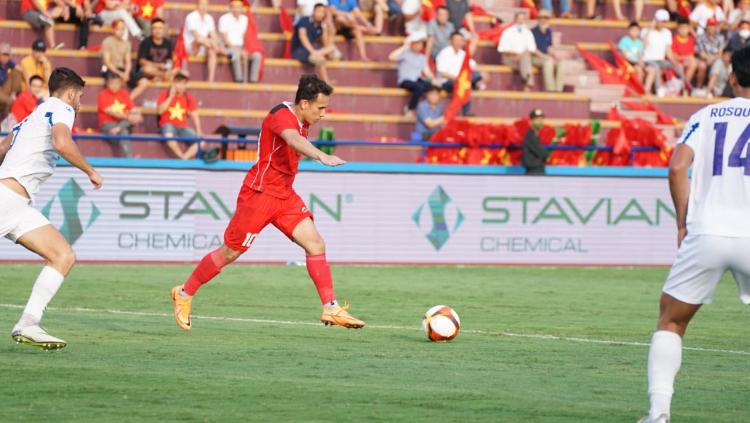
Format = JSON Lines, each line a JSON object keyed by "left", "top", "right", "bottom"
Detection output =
{"left": 220, "top": 0, "right": 263, "bottom": 83}
{"left": 98, "top": 0, "right": 144, "bottom": 39}
{"left": 358, "top": 0, "right": 389, "bottom": 35}
{"left": 296, "top": 0, "right": 327, "bottom": 20}
{"left": 0, "top": 43, "right": 21, "bottom": 117}
{"left": 292, "top": 4, "right": 341, "bottom": 82}
{"left": 540, "top": 0, "right": 571, "bottom": 18}
{"left": 707, "top": 47, "right": 733, "bottom": 97}
{"left": 130, "top": 18, "right": 176, "bottom": 100}
{"left": 184, "top": 0, "right": 227, "bottom": 83}
{"left": 133, "top": 0, "right": 164, "bottom": 37}
{"left": 697, "top": 18, "right": 726, "bottom": 72}
{"left": 618, "top": 21, "right": 645, "bottom": 84}
{"left": 445, "top": 0, "right": 475, "bottom": 34}
{"left": 18, "top": 39, "right": 52, "bottom": 88}
{"left": 158, "top": 71, "right": 203, "bottom": 160}
{"left": 522, "top": 108, "right": 549, "bottom": 175}
{"left": 498, "top": 12, "right": 536, "bottom": 91}
{"left": 97, "top": 71, "right": 143, "bottom": 157}
{"left": 531, "top": 10, "right": 567, "bottom": 92}
{"left": 584, "top": 0, "right": 601, "bottom": 20}
{"left": 329, "top": 0, "right": 372, "bottom": 61}
{"left": 101, "top": 20, "right": 133, "bottom": 83}
{"left": 642, "top": 9, "right": 677, "bottom": 95}
{"left": 54, "top": 0, "right": 97, "bottom": 49}
{"left": 690, "top": 0, "right": 725, "bottom": 35}
{"left": 400, "top": 0, "right": 424, "bottom": 35}
{"left": 727, "top": 20, "right": 750, "bottom": 51}
{"left": 0, "top": 75, "right": 43, "bottom": 132}
{"left": 729, "top": 0, "right": 750, "bottom": 29}
{"left": 415, "top": 86, "right": 445, "bottom": 140}
{"left": 20, "top": 0, "right": 64, "bottom": 50}
{"left": 437, "top": 32, "right": 486, "bottom": 114}
{"left": 612, "top": 0, "right": 644, "bottom": 21}
{"left": 426, "top": 7, "right": 455, "bottom": 60}
{"left": 389, "top": 31, "right": 437, "bottom": 117}
{"left": 672, "top": 17, "right": 705, "bottom": 92}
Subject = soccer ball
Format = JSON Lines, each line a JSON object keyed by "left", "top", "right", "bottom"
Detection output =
{"left": 422, "top": 305, "right": 460, "bottom": 342}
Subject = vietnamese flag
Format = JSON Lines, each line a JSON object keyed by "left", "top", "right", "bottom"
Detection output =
{"left": 245, "top": 8, "right": 266, "bottom": 81}
{"left": 677, "top": 0, "right": 691, "bottom": 17}
{"left": 421, "top": 0, "right": 445, "bottom": 22}
{"left": 173, "top": 27, "right": 189, "bottom": 69}
{"left": 577, "top": 44, "right": 626, "bottom": 85}
{"left": 608, "top": 40, "right": 645, "bottom": 95}
{"left": 520, "top": 0, "right": 538, "bottom": 19}
{"left": 443, "top": 47, "right": 472, "bottom": 122}
{"left": 477, "top": 23, "right": 510, "bottom": 44}
{"left": 279, "top": 7, "right": 294, "bottom": 59}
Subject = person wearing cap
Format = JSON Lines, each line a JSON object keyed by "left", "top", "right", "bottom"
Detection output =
{"left": 642, "top": 9, "right": 678, "bottom": 95}
{"left": 101, "top": 20, "right": 133, "bottom": 84}
{"left": 18, "top": 39, "right": 52, "bottom": 90}
{"left": 183, "top": 0, "right": 228, "bottom": 83}
{"left": 0, "top": 75, "right": 44, "bottom": 133}
{"left": 20, "top": 0, "right": 64, "bottom": 50}
{"left": 531, "top": 10, "right": 567, "bottom": 92}
{"left": 690, "top": 0, "right": 725, "bottom": 35}
{"left": 415, "top": 85, "right": 445, "bottom": 140}
{"left": 426, "top": 7, "right": 455, "bottom": 60}
{"left": 98, "top": 0, "right": 144, "bottom": 39}
{"left": 672, "top": 17, "right": 704, "bottom": 92}
{"left": 97, "top": 71, "right": 143, "bottom": 157}
{"left": 389, "top": 31, "right": 438, "bottom": 116}
{"left": 498, "top": 12, "right": 537, "bottom": 91}
{"left": 697, "top": 17, "right": 727, "bottom": 71}
{"left": 157, "top": 72, "right": 203, "bottom": 160}
{"left": 522, "top": 109, "right": 550, "bottom": 175}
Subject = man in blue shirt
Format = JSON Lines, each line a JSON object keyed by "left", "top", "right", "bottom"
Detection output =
{"left": 329, "top": 0, "right": 372, "bottom": 60}
{"left": 291, "top": 4, "right": 341, "bottom": 81}
{"left": 415, "top": 86, "right": 445, "bottom": 140}
{"left": 0, "top": 42, "right": 22, "bottom": 118}
{"left": 530, "top": 10, "right": 567, "bottom": 92}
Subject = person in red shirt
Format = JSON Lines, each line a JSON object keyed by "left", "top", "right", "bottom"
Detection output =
{"left": 20, "top": 0, "right": 64, "bottom": 49}
{"left": 156, "top": 71, "right": 202, "bottom": 159}
{"left": 672, "top": 17, "right": 706, "bottom": 91}
{"left": 3, "top": 74, "right": 44, "bottom": 131}
{"left": 170, "top": 74, "right": 366, "bottom": 332}
{"left": 97, "top": 71, "right": 142, "bottom": 157}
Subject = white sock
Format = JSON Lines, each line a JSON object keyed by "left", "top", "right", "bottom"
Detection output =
{"left": 324, "top": 300, "right": 339, "bottom": 309}
{"left": 647, "top": 330, "right": 683, "bottom": 420}
{"left": 18, "top": 266, "right": 65, "bottom": 328}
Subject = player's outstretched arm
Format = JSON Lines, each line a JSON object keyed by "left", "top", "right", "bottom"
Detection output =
{"left": 669, "top": 143, "right": 694, "bottom": 247}
{"left": 0, "top": 133, "right": 11, "bottom": 165}
{"left": 51, "top": 123, "right": 103, "bottom": 190}
{"left": 280, "top": 129, "right": 346, "bottom": 167}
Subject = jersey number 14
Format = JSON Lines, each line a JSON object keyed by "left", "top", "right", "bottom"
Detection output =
{"left": 713, "top": 122, "right": 750, "bottom": 175}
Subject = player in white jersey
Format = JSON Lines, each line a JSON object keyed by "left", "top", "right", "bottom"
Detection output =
{"left": 0, "top": 67, "right": 102, "bottom": 350}
{"left": 638, "top": 48, "right": 750, "bottom": 423}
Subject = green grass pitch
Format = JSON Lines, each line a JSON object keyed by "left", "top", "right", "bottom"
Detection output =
{"left": 0, "top": 264, "right": 748, "bottom": 422}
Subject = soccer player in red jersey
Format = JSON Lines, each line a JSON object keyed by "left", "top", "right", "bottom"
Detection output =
{"left": 171, "top": 74, "right": 365, "bottom": 330}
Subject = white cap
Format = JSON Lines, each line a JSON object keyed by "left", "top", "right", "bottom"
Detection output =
{"left": 406, "top": 31, "right": 427, "bottom": 44}
{"left": 654, "top": 9, "right": 670, "bottom": 22}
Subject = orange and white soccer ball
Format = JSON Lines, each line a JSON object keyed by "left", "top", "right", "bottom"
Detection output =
{"left": 422, "top": 305, "right": 460, "bottom": 342}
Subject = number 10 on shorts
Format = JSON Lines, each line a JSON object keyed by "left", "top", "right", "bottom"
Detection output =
{"left": 242, "top": 233, "right": 257, "bottom": 247}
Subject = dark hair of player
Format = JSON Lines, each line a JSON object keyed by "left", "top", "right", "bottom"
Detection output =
{"left": 151, "top": 17, "right": 165, "bottom": 25}
{"left": 294, "top": 74, "right": 333, "bottom": 104}
{"left": 48, "top": 67, "right": 86, "bottom": 96}
{"left": 28, "top": 74, "right": 44, "bottom": 85}
{"left": 732, "top": 46, "right": 750, "bottom": 87}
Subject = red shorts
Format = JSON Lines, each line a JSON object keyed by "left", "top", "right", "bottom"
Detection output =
{"left": 224, "top": 186, "right": 313, "bottom": 252}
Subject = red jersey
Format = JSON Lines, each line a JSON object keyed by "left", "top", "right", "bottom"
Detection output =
{"left": 157, "top": 90, "right": 196, "bottom": 127}
{"left": 243, "top": 103, "right": 308, "bottom": 199}
{"left": 21, "top": 0, "right": 48, "bottom": 14}
{"left": 672, "top": 34, "right": 696, "bottom": 57}
{"left": 11, "top": 90, "right": 38, "bottom": 122}
{"left": 97, "top": 88, "right": 134, "bottom": 126}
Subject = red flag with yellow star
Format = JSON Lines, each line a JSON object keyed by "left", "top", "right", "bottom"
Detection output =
{"left": 577, "top": 44, "right": 626, "bottom": 85}
{"left": 279, "top": 7, "right": 294, "bottom": 59}
{"left": 443, "top": 47, "right": 472, "bottom": 122}
{"left": 244, "top": 8, "right": 266, "bottom": 80}
{"left": 608, "top": 40, "right": 645, "bottom": 95}
{"left": 173, "top": 27, "right": 189, "bottom": 69}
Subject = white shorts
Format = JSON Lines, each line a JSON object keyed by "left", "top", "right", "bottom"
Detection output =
{"left": 663, "top": 234, "right": 750, "bottom": 305}
{"left": 0, "top": 184, "right": 50, "bottom": 243}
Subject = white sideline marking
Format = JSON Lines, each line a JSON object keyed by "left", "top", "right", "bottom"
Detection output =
{"left": 1, "top": 303, "right": 749, "bottom": 356}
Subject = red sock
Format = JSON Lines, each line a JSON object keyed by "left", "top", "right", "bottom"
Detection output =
{"left": 306, "top": 254, "right": 336, "bottom": 305}
{"left": 183, "top": 249, "right": 228, "bottom": 296}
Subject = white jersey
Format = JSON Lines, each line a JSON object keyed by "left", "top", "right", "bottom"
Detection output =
{"left": 680, "top": 97, "right": 750, "bottom": 237}
{"left": 0, "top": 97, "right": 75, "bottom": 202}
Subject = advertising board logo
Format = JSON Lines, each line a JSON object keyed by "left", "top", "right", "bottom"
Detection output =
{"left": 412, "top": 186, "right": 464, "bottom": 251}
{"left": 41, "top": 178, "right": 100, "bottom": 245}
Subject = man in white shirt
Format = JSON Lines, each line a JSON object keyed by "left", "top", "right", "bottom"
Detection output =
{"left": 498, "top": 12, "right": 537, "bottom": 91}
{"left": 642, "top": 9, "right": 678, "bottom": 95}
{"left": 435, "top": 31, "right": 486, "bottom": 115}
{"left": 219, "top": 0, "right": 262, "bottom": 83}
{"left": 637, "top": 48, "right": 750, "bottom": 423}
{"left": 0, "top": 67, "right": 103, "bottom": 350}
{"left": 184, "top": 0, "right": 227, "bottom": 83}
